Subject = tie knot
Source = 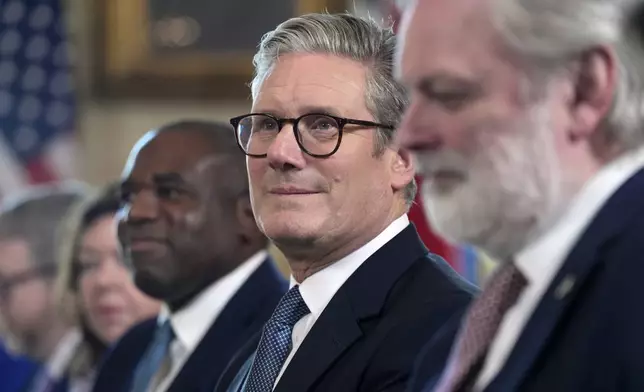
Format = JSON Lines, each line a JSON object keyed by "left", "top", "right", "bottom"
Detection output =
{"left": 155, "top": 319, "right": 175, "bottom": 345}
{"left": 270, "top": 285, "right": 310, "bottom": 327}
{"left": 490, "top": 262, "right": 528, "bottom": 304}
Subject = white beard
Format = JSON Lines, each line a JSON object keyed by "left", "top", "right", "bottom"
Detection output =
{"left": 415, "top": 101, "right": 567, "bottom": 261}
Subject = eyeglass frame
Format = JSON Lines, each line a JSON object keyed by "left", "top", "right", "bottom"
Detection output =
{"left": 0, "top": 263, "right": 57, "bottom": 301}
{"left": 229, "top": 113, "right": 395, "bottom": 158}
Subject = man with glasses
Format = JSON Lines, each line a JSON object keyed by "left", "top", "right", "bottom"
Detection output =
{"left": 216, "top": 13, "right": 477, "bottom": 392}
{"left": 0, "top": 184, "right": 86, "bottom": 391}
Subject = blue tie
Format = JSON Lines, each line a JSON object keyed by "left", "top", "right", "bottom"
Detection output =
{"left": 243, "top": 285, "right": 310, "bottom": 392}
{"left": 129, "top": 320, "right": 174, "bottom": 392}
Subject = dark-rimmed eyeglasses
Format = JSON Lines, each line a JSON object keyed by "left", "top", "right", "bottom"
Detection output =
{"left": 229, "top": 113, "right": 394, "bottom": 158}
{"left": 0, "top": 264, "right": 56, "bottom": 301}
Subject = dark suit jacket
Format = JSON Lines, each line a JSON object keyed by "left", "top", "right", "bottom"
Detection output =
{"left": 91, "top": 257, "right": 288, "bottom": 392}
{"left": 0, "top": 342, "right": 38, "bottom": 392}
{"left": 413, "top": 168, "right": 644, "bottom": 392}
{"left": 217, "top": 224, "right": 477, "bottom": 392}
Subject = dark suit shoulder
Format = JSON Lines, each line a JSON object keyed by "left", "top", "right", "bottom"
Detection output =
{"left": 92, "top": 318, "right": 156, "bottom": 392}
{"left": 107, "top": 317, "right": 156, "bottom": 358}
{"left": 360, "top": 254, "right": 475, "bottom": 391}
{"left": 593, "top": 208, "right": 644, "bottom": 388}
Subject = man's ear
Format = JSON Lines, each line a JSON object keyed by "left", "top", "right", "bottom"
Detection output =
{"left": 390, "top": 148, "right": 415, "bottom": 192}
{"left": 567, "top": 46, "right": 616, "bottom": 143}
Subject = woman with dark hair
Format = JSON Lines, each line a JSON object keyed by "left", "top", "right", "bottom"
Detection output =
{"left": 53, "top": 183, "right": 161, "bottom": 391}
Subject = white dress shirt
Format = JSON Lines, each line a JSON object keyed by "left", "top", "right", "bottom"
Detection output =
{"left": 272, "top": 214, "right": 410, "bottom": 388}
{"left": 152, "top": 250, "right": 267, "bottom": 392}
{"left": 29, "top": 329, "right": 82, "bottom": 392}
{"left": 42, "top": 329, "right": 82, "bottom": 381}
{"left": 474, "top": 147, "right": 644, "bottom": 390}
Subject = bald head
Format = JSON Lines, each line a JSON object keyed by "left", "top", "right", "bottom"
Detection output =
{"left": 159, "top": 120, "right": 240, "bottom": 156}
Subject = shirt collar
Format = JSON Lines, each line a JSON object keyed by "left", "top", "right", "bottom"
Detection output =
{"left": 46, "top": 329, "right": 82, "bottom": 377}
{"left": 158, "top": 250, "right": 267, "bottom": 351}
{"left": 515, "top": 146, "right": 644, "bottom": 284}
{"left": 293, "top": 214, "right": 410, "bottom": 319}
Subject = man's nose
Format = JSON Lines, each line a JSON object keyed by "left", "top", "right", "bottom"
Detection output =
{"left": 127, "top": 189, "right": 159, "bottom": 223}
{"left": 396, "top": 99, "right": 443, "bottom": 152}
{"left": 266, "top": 124, "right": 307, "bottom": 171}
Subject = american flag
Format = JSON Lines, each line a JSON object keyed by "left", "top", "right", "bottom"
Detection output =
{"left": 0, "top": 0, "right": 78, "bottom": 200}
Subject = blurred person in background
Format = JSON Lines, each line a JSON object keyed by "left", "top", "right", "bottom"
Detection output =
{"left": 49, "top": 183, "right": 161, "bottom": 392}
{"left": 396, "top": 0, "right": 644, "bottom": 390}
{"left": 92, "top": 120, "right": 288, "bottom": 392}
{"left": 0, "top": 184, "right": 86, "bottom": 390}
{"left": 216, "top": 13, "right": 476, "bottom": 392}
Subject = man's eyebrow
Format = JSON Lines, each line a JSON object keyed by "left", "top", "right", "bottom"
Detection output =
{"left": 253, "top": 106, "right": 344, "bottom": 118}
{"left": 152, "top": 172, "right": 185, "bottom": 184}
{"left": 297, "top": 105, "right": 344, "bottom": 117}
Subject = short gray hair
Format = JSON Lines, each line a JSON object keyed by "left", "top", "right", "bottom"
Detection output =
{"left": 251, "top": 13, "right": 417, "bottom": 206}
{"left": 491, "top": 0, "right": 644, "bottom": 152}
{"left": 0, "top": 182, "right": 88, "bottom": 269}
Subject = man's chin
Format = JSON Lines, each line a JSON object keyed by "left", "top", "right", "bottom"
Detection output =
{"left": 133, "top": 272, "right": 174, "bottom": 301}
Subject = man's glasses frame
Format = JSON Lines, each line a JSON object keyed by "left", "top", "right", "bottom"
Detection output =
{"left": 0, "top": 263, "right": 56, "bottom": 301}
{"left": 229, "top": 113, "right": 394, "bottom": 158}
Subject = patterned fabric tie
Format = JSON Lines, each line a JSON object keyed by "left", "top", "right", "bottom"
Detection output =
{"left": 129, "top": 319, "right": 174, "bottom": 392}
{"left": 243, "top": 285, "right": 310, "bottom": 392}
{"left": 434, "top": 262, "right": 528, "bottom": 392}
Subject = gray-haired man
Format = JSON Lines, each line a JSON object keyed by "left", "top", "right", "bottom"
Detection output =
{"left": 397, "top": 0, "right": 644, "bottom": 391}
{"left": 216, "top": 12, "right": 476, "bottom": 392}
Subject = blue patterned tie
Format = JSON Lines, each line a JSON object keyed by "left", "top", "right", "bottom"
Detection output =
{"left": 129, "top": 319, "right": 174, "bottom": 392}
{"left": 243, "top": 285, "right": 310, "bottom": 392}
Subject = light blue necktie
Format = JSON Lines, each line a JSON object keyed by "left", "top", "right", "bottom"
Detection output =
{"left": 243, "top": 285, "right": 310, "bottom": 392}
{"left": 129, "top": 320, "right": 174, "bottom": 392}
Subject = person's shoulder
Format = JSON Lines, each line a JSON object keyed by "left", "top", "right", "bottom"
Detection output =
{"left": 413, "top": 252, "right": 479, "bottom": 299}
{"left": 251, "top": 255, "right": 289, "bottom": 291}
{"left": 104, "top": 317, "right": 157, "bottom": 360}
{"left": 0, "top": 342, "right": 39, "bottom": 392}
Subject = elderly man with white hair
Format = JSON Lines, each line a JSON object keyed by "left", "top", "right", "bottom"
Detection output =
{"left": 396, "top": 0, "right": 644, "bottom": 391}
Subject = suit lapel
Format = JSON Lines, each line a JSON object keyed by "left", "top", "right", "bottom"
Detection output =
{"left": 487, "top": 168, "right": 644, "bottom": 391}
{"left": 115, "top": 320, "right": 157, "bottom": 392}
{"left": 274, "top": 290, "right": 363, "bottom": 392}
{"left": 167, "top": 258, "right": 285, "bottom": 392}
{"left": 274, "top": 225, "right": 428, "bottom": 392}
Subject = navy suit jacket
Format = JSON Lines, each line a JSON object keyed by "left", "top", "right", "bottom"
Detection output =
{"left": 216, "top": 224, "right": 477, "bottom": 392}
{"left": 412, "top": 168, "right": 644, "bottom": 392}
{"left": 91, "top": 257, "right": 287, "bottom": 392}
{"left": 0, "top": 342, "right": 38, "bottom": 392}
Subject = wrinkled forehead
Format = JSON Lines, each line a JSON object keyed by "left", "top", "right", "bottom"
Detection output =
{"left": 397, "top": 0, "right": 501, "bottom": 81}
{"left": 252, "top": 53, "right": 369, "bottom": 117}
